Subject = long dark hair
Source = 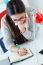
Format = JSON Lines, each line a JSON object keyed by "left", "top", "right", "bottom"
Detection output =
{"left": 6, "top": 0, "right": 28, "bottom": 44}
{"left": 7, "top": 0, "right": 25, "bottom": 15}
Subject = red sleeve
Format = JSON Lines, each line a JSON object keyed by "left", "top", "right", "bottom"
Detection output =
{"left": 0, "top": 10, "right": 7, "bottom": 28}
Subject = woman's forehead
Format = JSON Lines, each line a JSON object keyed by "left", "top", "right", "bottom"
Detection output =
{"left": 11, "top": 13, "right": 26, "bottom": 19}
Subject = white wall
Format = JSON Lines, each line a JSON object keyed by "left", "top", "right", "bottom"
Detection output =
{"left": 0, "top": 0, "right": 3, "bottom": 3}
{"left": 28, "top": 0, "right": 43, "bottom": 13}
{"left": 22, "top": 0, "right": 29, "bottom": 7}
{"left": 22, "top": 0, "right": 43, "bottom": 14}
{"left": 0, "top": 0, "right": 7, "bottom": 13}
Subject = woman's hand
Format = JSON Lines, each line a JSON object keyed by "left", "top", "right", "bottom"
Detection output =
{"left": 17, "top": 48, "right": 28, "bottom": 56}
{"left": 9, "top": 44, "right": 19, "bottom": 52}
{"left": 9, "top": 44, "right": 28, "bottom": 56}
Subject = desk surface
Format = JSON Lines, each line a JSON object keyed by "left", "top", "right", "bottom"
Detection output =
{"left": 0, "top": 24, "right": 43, "bottom": 65}
{"left": 8, "top": 24, "right": 43, "bottom": 65}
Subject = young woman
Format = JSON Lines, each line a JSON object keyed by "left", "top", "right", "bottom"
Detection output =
{"left": 1, "top": 0, "right": 32, "bottom": 56}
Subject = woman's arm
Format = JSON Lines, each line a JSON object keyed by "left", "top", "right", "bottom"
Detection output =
{"left": 1, "top": 15, "right": 28, "bottom": 56}
{"left": 1, "top": 15, "right": 17, "bottom": 51}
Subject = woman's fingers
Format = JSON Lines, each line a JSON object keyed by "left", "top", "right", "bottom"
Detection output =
{"left": 17, "top": 48, "right": 28, "bottom": 56}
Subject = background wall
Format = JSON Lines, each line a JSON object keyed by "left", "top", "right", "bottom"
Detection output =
{"left": 0, "top": 0, "right": 8, "bottom": 4}
{"left": 22, "top": 0, "right": 43, "bottom": 14}
{"left": 0, "top": 0, "right": 3, "bottom": 3}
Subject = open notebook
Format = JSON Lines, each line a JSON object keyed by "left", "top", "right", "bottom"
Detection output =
{"left": 8, "top": 46, "right": 33, "bottom": 63}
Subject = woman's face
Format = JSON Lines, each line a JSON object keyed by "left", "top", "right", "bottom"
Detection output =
{"left": 11, "top": 13, "right": 29, "bottom": 33}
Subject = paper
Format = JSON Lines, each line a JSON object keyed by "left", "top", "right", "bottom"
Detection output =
{"left": 9, "top": 48, "right": 33, "bottom": 63}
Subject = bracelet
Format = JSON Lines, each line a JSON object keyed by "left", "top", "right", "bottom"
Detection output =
{"left": 16, "top": 44, "right": 20, "bottom": 48}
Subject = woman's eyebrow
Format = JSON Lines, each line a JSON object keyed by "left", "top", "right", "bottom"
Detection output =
{"left": 18, "top": 14, "right": 26, "bottom": 20}
{"left": 18, "top": 16, "right": 24, "bottom": 20}
{"left": 14, "top": 16, "right": 25, "bottom": 21}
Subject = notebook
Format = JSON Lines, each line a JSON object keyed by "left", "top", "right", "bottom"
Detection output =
{"left": 8, "top": 46, "right": 33, "bottom": 63}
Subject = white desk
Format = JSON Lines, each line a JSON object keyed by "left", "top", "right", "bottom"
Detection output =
{"left": 8, "top": 24, "right": 43, "bottom": 65}
{"left": 0, "top": 24, "right": 43, "bottom": 65}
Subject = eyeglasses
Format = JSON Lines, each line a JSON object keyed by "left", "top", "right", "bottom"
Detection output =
{"left": 13, "top": 13, "right": 28, "bottom": 23}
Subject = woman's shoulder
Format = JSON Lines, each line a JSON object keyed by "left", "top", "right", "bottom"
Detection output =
{"left": 1, "top": 14, "right": 7, "bottom": 24}
{"left": 1, "top": 14, "right": 6, "bottom": 21}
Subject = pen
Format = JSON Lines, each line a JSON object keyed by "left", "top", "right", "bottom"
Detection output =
{"left": 39, "top": 50, "right": 43, "bottom": 54}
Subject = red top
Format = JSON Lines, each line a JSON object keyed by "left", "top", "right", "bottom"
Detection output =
{"left": 0, "top": 10, "right": 7, "bottom": 28}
